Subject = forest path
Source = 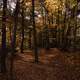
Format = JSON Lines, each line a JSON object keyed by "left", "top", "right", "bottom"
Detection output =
{"left": 0, "top": 48, "right": 80, "bottom": 80}
{"left": 14, "top": 48, "right": 80, "bottom": 80}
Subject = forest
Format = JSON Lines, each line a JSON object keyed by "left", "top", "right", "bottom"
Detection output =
{"left": 0, "top": 0, "right": 80, "bottom": 80}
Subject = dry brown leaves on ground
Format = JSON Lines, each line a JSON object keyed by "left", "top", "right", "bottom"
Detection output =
{"left": 0, "top": 48, "right": 80, "bottom": 80}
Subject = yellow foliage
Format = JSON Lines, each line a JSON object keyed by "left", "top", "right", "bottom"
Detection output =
{"left": 45, "top": 0, "right": 65, "bottom": 13}
{"left": 45, "top": 0, "right": 77, "bottom": 13}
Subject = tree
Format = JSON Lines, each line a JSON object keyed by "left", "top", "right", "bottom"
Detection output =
{"left": 10, "top": 0, "right": 20, "bottom": 79}
{"left": 20, "top": 0, "right": 25, "bottom": 53}
{"left": 32, "top": 0, "right": 39, "bottom": 63}
{"left": 0, "top": 0, "right": 7, "bottom": 73}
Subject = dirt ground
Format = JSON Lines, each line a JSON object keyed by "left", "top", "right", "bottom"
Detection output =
{"left": 0, "top": 48, "right": 80, "bottom": 80}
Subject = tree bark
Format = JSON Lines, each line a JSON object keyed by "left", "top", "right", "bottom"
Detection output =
{"left": 10, "top": 0, "right": 20, "bottom": 79}
{"left": 28, "top": 30, "right": 32, "bottom": 49}
{"left": 20, "top": 2, "right": 25, "bottom": 53}
{"left": 0, "top": 0, "right": 7, "bottom": 73}
{"left": 32, "top": 0, "right": 39, "bottom": 63}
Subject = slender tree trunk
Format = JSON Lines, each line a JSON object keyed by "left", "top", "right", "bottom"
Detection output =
{"left": 0, "top": 0, "right": 7, "bottom": 73}
{"left": 32, "top": 0, "right": 38, "bottom": 63}
{"left": 44, "top": 11, "right": 49, "bottom": 49}
{"left": 46, "top": 13, "right": 50, "bottom": 49}
{"left": 28, "top": 30, "right": 32, "bottom": 49}
{"left": 73, "top": 1, "right": 78, "bottom": 51}
{"left": 56, "top": 7, "right": 59, "bottom": 48}
{"left": 10, "top": 1, "right": 19, "bottom": 79}
{"left": 20, "top": 3, "right": 25, "bottom": 53}
{"left": 9, "top": 25, "right": 12, "bottom": 47}
{"left": 61, "top": 0, "right": 67, "bottom": 50}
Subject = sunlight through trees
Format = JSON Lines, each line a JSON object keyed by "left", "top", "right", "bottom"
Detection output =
{"left": 0, "top": 0, "right": 80, "bottom": 78}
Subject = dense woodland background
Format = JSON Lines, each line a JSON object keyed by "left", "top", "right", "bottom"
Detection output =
{"left": 0, "top": 0, "right": 80, "bottom": 80}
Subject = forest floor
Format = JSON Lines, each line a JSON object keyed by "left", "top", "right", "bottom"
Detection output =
{"left": 0, "top": 48, "right": 80, "bottom": 80}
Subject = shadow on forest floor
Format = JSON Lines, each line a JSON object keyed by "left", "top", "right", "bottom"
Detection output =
{"left": 0, "top": 48, "right": 80, "bottom": 80}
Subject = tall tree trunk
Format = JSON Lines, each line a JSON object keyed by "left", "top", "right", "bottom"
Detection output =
{"left": 73, "top": 1, "right": 78, "bottom": 51}
{"left": 9, "top": 25, "right": 12, "bottom": 47}
{"left": 44, "top": 10, "right": 49, "bottom": 49}
{"left": 0, "top": 0, "right": 7, "bottom": 73}
{"left": 28, "top": 30, "right": 32, "bottom": 49}
{"left": 20, "top": 2, "right": 25, "bottom": 53}
{"left": 10, "top": 0, "right": 20, "bottom": 79}
{"left": 32, "top": 0, "right": 38, "bottom": 63}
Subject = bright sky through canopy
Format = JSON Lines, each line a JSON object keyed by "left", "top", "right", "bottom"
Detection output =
{"left": 10, "top": 2, "right": 16, "bottom": 9}
{"left": 8, "top": 0, "right": 17, "bottom": 10}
